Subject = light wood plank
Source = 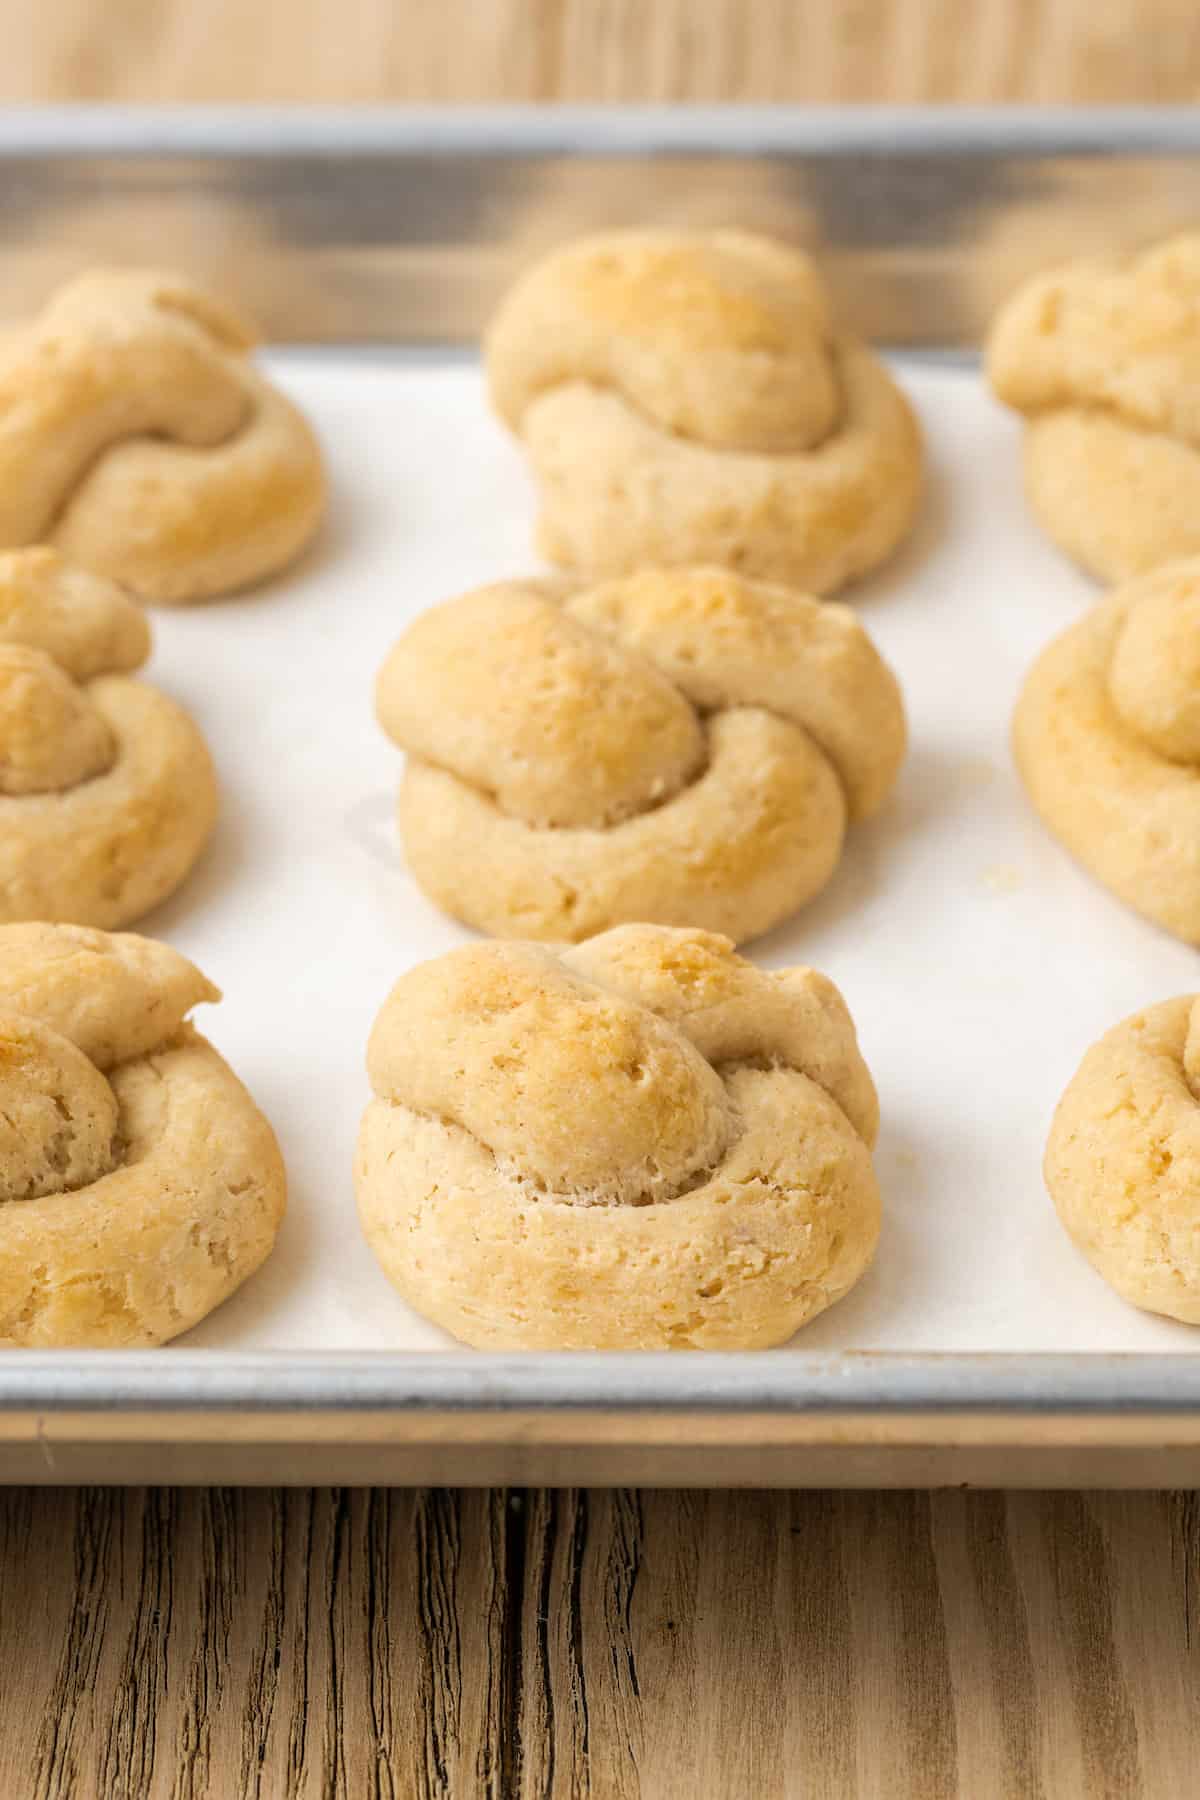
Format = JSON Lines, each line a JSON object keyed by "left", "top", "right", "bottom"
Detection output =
{"left": 2, "top": 1488, "right": 1199, "bottom": 1799}
{"left": 5, "top": 0, "right": 1200, "bottom": 104}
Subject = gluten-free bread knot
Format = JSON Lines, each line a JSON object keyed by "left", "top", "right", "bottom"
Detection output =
{"left": 1013, "top": 557, "right": 1200, "bottom": 943}
{"left": 1047, "top": 995, "right": 1200, "bottom": 1324}
{"left": 0, "top": 547, "right": 217, "bottom": 928}
{"left": 485, "top": 230, "right": 924, "bottom": 593}
{"left": 0, "top": 268, "right": 325, "bottom": 603}
{"left": 355, "top": 924, "right": 881, "bottom": 1349}
{"left": 987, "top": 236, "right": 1200, "bottom": 580}
{"left": 376, "top": 566, "right": 906, "bottom": 944}
{"left": 0, "top": 923, "right": 286, "bottom": 1346}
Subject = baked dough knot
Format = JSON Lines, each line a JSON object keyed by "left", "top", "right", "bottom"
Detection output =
{"left": 0, "top": 923, "right": 285, "bottom": 1346}
{"left": 0, "top": 268, "right": 325, "bottom": 603}
{"left": 988, "top": 236, "right": 1200, "bottom": 580}
{"left": 355, "top": 924, "right": 881, "bottom": 1349}
{"left": 1013, "top": 558, "right": 1200, "bottom": 943}
{"left": 0, "top": 547, "right": 217, "bottom": 928}
{"left": 376, "top": 566, "right": 906, "bottom": 944}
{"left": 1046, "top": 995, "right": 1200, "bottom": 1323}
{"left": 485, "top": 230, "right": 924, "bottom": 593}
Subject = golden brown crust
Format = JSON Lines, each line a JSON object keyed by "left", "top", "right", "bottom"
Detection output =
{"left": 987, "top": 236, "right": 1200, "bottom": 580}
{"left": 356, "top": 924, "right": 880, "bottom": 1349}
{"left": 377, "top": 566, "right": 906, "bottom": 945}
{"left": 0, "top": 549, "right": 217, "bottom": 928}
{"left": 485, "top": 231, "right": 923, "bottom": 593}
{"left": 1013, "top": 559, "right": 1200, "bottom": 943}
{"left": 0, "top": 269, "right": 325, "bottom": 604}
{"left": 0, "top": 924, "right": 285, "bottom": 1347}
{"left": 1046, "top": 996, "right": 1200, "bottom": 1323}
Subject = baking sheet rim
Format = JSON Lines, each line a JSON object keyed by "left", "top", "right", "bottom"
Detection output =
{"left": 4, "top": 103, "right": 1200, "bottom": 1468}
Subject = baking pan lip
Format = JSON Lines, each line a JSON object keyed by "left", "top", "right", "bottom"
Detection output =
{"left": 2, "top": 1351, "right": 1200, "bottom": 1417}
{"left": 2, "top": 102, "right": 1200, "bottom": 160}
{"left": 1, "top": 105, "right": 1198, "bottom": 1459}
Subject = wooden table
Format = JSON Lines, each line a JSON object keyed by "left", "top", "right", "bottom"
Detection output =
{"left": 5, "top": 5, "right": 1200, "bottom": 1796}
{"left": 9, "top": 0, "right": 1200, "bottom": 104}
{"left": 2, "top": 1488, "right": 1199, "bottom": 1796}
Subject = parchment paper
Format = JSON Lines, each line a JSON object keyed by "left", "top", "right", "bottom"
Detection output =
{"left": 141, "top": 352, "right": 1200, "bottom": 1354}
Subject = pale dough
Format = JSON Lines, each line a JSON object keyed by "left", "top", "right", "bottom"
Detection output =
{"left": 0, "top": 548, "right": 217, "bottom": 928}
{"left": 377, "top": 566, "right": 906, "bottom": 944}
{"left": 0, "top": 923, "right": 286, "bottom": 1347}
{"left": 1013, "top": 558, "right": 1200, "bottom": 943}
{"left": 356, "top": 923, "right": 881, "bottom": 1350}
{"left": 0, "top": 268, "right": 326, "bottom": 603}
{"left": 485, "top": 230, "right": 924, "bottom": 593}
{"left": 1047, "top": 996, "right": 1200, "bottom": 1323}
{"left": 988, "top": 235, "right": 1200, "bottom": 581}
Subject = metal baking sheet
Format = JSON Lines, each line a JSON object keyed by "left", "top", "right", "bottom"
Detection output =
{"left": 2, "top": 107, "right": 1200, "bottom": 1487}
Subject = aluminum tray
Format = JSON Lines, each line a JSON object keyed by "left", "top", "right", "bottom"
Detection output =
{"left": 3, "top": 106, "right": 1200, "bottom": 1488}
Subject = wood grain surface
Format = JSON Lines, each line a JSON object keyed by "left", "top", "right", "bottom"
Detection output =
{"left": 4, "top": 6, "right": 1200, "bottom": 1799}
{"left": 2, "top": 1486, "right": 1198, "bottom": 1799}
{"left": 7, "top": 0, "right": 1200, "bottom": 104}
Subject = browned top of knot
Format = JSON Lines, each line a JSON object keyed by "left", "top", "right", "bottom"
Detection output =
{"left": 0, "top": 922, "right": 217, "bottom": 1205}
{"left": 0, "top": 269, "right": 260, "bottom": 548}
{"left": 366, "top": 924, "right": 878, "bottom": 1210}
{"left": 0, "top": 548, "right": 150, "bottom": 796}
{"left": 988, "top": 235, "right": 1200, "bottom": 446}
{"left": 1108, "top": 560, "right": 1200, "bottom": 764}
{"left": 376, "top": 566, "right": 905, "bottom": 828}
{"left": 485, "top": 229, "right": 842, "bottom": 455}
{"left": 0, "top": 1009, "right": 119, "bottom": 1202}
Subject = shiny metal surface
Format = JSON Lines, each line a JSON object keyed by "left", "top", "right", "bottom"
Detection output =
{"left": 3, "top": 109, "right": 1200, "bottom": 1484}
{"left": 1, "top": 107, "right": 1198, "bottom": 346}
{"left": 5, "top": 1353, "right": 1200, "bottom": 1486}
